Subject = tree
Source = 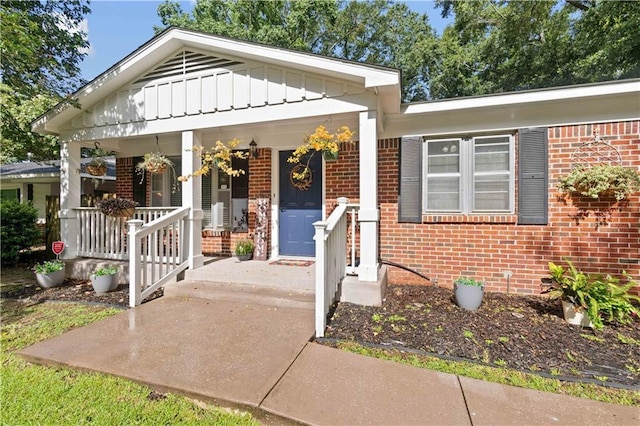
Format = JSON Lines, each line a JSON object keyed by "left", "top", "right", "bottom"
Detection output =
{"left": 0, "top": 0, "right": 91, "bottom": 162}
{"left": 431, "top": 0, "right": 640, "bottom": 98}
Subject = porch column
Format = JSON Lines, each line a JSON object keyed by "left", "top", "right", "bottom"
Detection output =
{"left": 59, "top": 141, "right": 81, "bottom": 259}
{"left": 358, "top": 110, "right": 379, "bottom": 281}
{"left": 182, "top": 131, "right": 204, "bottom": 269}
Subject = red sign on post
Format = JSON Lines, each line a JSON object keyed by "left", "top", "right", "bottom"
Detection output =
{"left": 52, "top": 241, "right": 65, "bottom": 256}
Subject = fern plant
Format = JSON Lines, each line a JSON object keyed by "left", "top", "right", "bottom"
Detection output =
{"left": 547, "top": 259, "right": 640, "bottom": 329}
{"left": 557, "top": 164, "right": 640, "bottom": 201}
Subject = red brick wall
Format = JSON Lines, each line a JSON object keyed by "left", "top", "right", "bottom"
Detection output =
{"left": 374, "top": 120, "right": 640, "bottom": 294}
{"left": 116, "top": 158, "right": 134, "bottom": 199}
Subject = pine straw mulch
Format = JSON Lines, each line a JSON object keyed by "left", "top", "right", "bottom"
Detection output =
{"left": 321, "top": 284, "right": 640, "bottom": 389}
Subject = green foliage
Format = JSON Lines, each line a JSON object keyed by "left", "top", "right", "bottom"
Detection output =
{"left": 454, "top": 277, "right": 484, "bottom": 287}
{"left": 547, "top": 259, "right": 640, "bottom": 330}
{"left": 0, "top": 1, "right": 91, "bottom": 163}
{"left": 0, "top": 200, "right": 42, "bottom": 264}
{"left": 93, "top": 266, "right": 118, "bottom": 277}
{"left": 234, "top": 238, "right": 255, "bottom": 255}
{"left": 557, "top": 164, "right": 640, "bottom": 201}
{"left": 32, "top": 260, "right": 65, "bottom": 275}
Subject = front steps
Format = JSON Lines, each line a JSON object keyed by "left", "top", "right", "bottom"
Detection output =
{"left": 164, "top": 280, "right": 314, "bottom": 310}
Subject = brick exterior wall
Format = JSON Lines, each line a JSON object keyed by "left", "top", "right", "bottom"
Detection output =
{"left": 377, "top": 120, "right": 640, "bottom": 294}
{"left": 115, "top": 120, "right": 639, "bottom": 295}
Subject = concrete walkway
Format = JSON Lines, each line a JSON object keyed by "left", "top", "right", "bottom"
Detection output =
{"left": 19, "top": 294, "right": 639, "bottom": 425}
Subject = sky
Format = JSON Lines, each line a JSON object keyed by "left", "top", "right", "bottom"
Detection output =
{"left": 79, "top": 0, "right": 453, "bottom": 82}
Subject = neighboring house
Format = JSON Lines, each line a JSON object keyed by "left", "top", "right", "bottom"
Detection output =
{"left": 31, "top": 27, "right": 639, "bottom": 304}
{"left": 0, "top": 158, "right": 117, "bottom": 222}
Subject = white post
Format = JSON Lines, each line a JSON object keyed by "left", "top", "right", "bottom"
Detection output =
{"left": 314, "top": 221, "right": 328, "bottom": 337}
{"left": 128, "top": 219, "right": 143, "bottom": 307}
{"left": 358, "top": 110, "right": 379, "bottom": 281}
{"left": 59, "top": 141, "right": 82, "bottom": 259}
{"left": 181, "top": 131, "right": 204, "bottom": 269}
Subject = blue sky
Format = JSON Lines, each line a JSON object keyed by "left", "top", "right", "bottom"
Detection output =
{"left": 80, "top": 0, "right": 452, "bottom": 82}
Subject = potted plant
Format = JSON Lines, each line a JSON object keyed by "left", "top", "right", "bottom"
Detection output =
{"left": 90, "top": 265, "right": 119, "bottom": 293}
{"left": 557, "top": 164, "right": 640, "bottom": 201}
{"left": 546, "top": 259, "right": 640, "bottom": 329}
{"left": 96, "top": 198, "right": 138, "bottom": 217}
{"left": 234, "top": 238, "right": 255, "bottom": 261}
{"left": 454, "top": 277, "right": 484, "bottom": 311}
{"left": 288, "top": 125, "right": 354, "bottom": 181}
{"left": 136, "top": 152, "right": 173, "bottom": 175}
{"left": 85, "top": 143, "right": 112, "bottom": 176}
{"left": 33, "top": 260, "right": 65, "bottom": 288}
{"left": 178, "top": 138, "right": 248, "bottom": 182}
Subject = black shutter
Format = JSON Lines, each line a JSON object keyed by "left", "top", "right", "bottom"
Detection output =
{"left": 132, "top": 156, "right": 146, "bottom": 207}
{"left": 398, "top": 136, "right": 423, "bottom": 223}
{"left": 518, "top": 128, "right": 548, "bottom": 225}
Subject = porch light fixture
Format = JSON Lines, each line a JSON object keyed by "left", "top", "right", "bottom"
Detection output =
{"left": 249, "top": 138, "right": 259, "bottom": 159}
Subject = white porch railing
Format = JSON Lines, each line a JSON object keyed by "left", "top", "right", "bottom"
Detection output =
{"left": 128, "top": 207, "right": 190, "bottom": 307}
{"left": 314, "top": 197, "right": 359, "bottom": 337}
{"left": 75, "top": 207, "right": 177, "bottom": 259}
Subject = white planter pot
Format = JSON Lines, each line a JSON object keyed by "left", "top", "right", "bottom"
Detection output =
{"left": 454, "top": 284, "right": 484, "bottom": 311}
{"left": 91, "top": 274, "right": 115, "bottom": 293}
{"left": 35, "top": 270, "right": 65, "bottom": 289}
{"left": 561, "top": 300, "right": 593, "bottom": 328}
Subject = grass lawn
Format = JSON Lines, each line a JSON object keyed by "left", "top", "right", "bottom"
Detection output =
{"left": 1, "top": 301, "right": 259, "bottom": 425}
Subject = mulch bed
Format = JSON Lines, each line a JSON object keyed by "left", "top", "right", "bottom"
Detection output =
{"left": 1, "top": 278, "right": 163, "bottom": 308}
{"left": 322, "top": 284, "right": 640, "bottom": 389}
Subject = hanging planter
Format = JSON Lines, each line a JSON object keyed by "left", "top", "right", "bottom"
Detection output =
{"left": 137, "top": 152, "right": 172, "bottom": 175}
{"left": 178, "top": 138, "right": 248, "bottom": 181}
{"left": 288, "top": 125, "right": 354, "bottom": 183}
{"left": 557, "top": 164, "right": 640, "bottom": 201}
{"left": 322, "top": 150, "right": 339, "bottom": 162}
{"left": 96, "top": 198, "right": 138, "bottom": 217}
{"left": 85, "top": 141, "right": 111, "bottom": 176}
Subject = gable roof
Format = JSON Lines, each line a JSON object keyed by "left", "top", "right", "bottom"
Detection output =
{"left": 32, "top": 27, "right": 401, "bottom": 135}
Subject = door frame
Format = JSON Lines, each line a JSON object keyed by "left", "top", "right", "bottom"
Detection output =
{"left": 272, "top": 148, "right": 326, "bottom": 258}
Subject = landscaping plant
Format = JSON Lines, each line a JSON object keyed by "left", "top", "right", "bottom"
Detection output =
{"left": 547, "top": 259, "right": 640, "bottom": 330}
{"left": 32, "top": 260, "right": 65, "bottom": 275}
{"left": 0, "top": 200, "right": 42, "bottom": 265}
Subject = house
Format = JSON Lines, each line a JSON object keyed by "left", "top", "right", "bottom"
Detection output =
{"left": 0, "top": 158, "right": 116, "bottom": 222}
{"left": 31, "top": 27, "right": 639, "bottom": 334}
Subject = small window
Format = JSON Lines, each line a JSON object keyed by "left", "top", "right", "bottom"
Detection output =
{"left": 424, "top": 135, "right": 513, "bottom": 214}
{"left": 0, "top": 188, "right": 19, "bottom": 202}
{"left": 202, "top": 150, "right": 249, "bottom": 231}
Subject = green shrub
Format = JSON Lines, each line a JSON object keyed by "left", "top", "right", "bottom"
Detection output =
{"left": 32, "top": 260, "right": 65, "bottom": 274}
{"left": 547, "top": 259, "right": 640, "bottom": 330}
{"left": 93, "top": 265, "right": 118, "bottom": 277}
{"left": 0, "top": 200, "right": 42, "bottom": 265}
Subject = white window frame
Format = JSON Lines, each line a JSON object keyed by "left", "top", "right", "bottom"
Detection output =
{"left": 423, "top": 134, "right": 514, "bottom": 214}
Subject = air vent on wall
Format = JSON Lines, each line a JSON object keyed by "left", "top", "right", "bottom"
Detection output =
{"left": 134, "top": 50, "right": 243, "bottom": 84}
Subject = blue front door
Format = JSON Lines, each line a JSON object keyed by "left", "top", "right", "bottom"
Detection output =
{"left": 279, "top": 150, "right": 322, "bottom": 257}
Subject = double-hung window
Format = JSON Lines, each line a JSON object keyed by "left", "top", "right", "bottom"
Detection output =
{"left": 150, "top": 156, "right": 182, "bottom": 207}
{"left": 424, "top": 135, "right": 513, "bottom": 214}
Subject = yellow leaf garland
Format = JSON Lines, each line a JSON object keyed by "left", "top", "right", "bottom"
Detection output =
{"left": 288, "top": 125, "right": 354, "bottom": 181}
{"left": 178, "top": 138, "right": 249, "bottom": 182}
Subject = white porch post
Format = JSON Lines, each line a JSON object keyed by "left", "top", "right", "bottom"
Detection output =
{"left": 59, "top": 141, "right": 81, "bottom": 259}
{"left": 358, "top": 110, "right": 379, "bottom": 281}
{"left": 182, "top": 131, "right": 204, "bottom": 269}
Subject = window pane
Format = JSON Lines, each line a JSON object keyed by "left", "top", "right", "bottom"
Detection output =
{"left": 475, "top": 152, "right": 509, "bottom": 172}
{"left": 427, "top": 177, "right": 459, "bottom": 210}
{"left": 151, "top": 173, "right": 163, "bottom": 206}
{"left": 427, "top": 140, "right": 459, "bottom": 173}
{"left": 474, "top": 175, "right": 509, "bottom": 210}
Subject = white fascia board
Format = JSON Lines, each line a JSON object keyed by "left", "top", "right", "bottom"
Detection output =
{"left": 174, "top": 30, "right": 399, "bottom": 88}
{"left": 0, "top": 173, "right": 59, "bottom": 180}
{"left": 402, "top": 80, "right": 640, "bottom": 115}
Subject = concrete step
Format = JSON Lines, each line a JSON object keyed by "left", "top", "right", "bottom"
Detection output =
{"left": 163, "top": 280, "right": 314, "bottom": 310}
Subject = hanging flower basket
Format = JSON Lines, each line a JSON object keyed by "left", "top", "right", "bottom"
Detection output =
{"left": 288, "top": 125, "right": 354, "bottom": 183}
{"left": 137, "top": 152, "right": 172, "bottom": 175}
{"left": 97, "top": 198, "right": 138, "bottom": 217}
{"left": 322, "top": 150, "right": 339, "bottom": 162}
{"left": 86, "top": 163, "right": 107, "bottom": 176}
